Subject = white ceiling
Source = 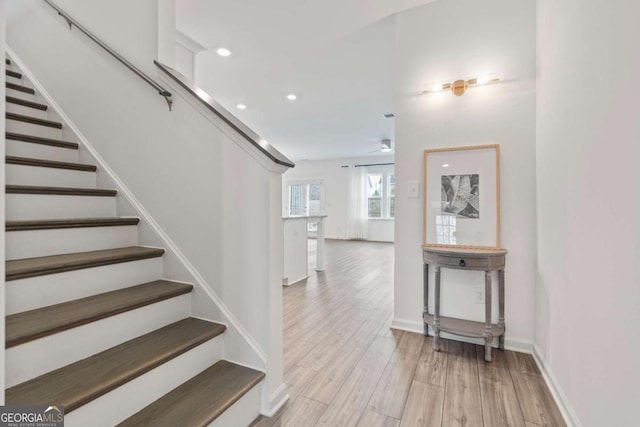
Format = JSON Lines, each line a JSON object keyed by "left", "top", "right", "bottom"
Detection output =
{"left": 176, "top": 0, "right": 436, "bottom": 161}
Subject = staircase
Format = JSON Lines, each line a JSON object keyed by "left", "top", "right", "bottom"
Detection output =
{"left": 4, "top": 57, "right": 265, "bottom": 426}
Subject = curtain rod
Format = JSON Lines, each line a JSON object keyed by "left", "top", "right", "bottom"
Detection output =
{"left": 340, "top": 162, "right": 395, "bottom": 168}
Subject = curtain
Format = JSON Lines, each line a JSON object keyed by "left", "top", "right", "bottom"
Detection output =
{"left": 346, "top": 166, "right": 369, "bottom": 240}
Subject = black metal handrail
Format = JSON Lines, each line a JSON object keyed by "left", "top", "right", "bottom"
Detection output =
{"left": 155, "top": 61, "right": 295, "bottom": 169}
{"left": 43, "top": 0, "right": 173, "bottom": 110}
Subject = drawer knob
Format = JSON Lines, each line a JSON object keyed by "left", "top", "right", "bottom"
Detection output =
{"left": 459, "top": 259, "right": 466, "bottom": 267}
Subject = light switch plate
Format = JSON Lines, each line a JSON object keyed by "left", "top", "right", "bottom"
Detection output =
{"left": 407, "top": 181, "right": 419, "bottom": 198}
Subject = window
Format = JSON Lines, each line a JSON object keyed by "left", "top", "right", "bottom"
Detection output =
{"left": 308, "top": 183, "right": 322, "bottom": 216}
{"left": 368, "top": 172, "right": 395, "bottom": 219}
{"left": 388, "top": 174, "right": 395, "bottom": 218}
{"left": 367, "top": 174, "right": 383, "bottom": 218}
{"left": 287, "top": 181, "right": 324, "bottom": 218}
{"left": 288, "top": 184, "right": 305, "bottom": 217}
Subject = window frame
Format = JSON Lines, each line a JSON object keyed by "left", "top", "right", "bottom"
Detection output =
{"left": 387, "top": 173, "right": 395, "bottom": 219}
{"left": 367, "top": 171, "right": 395, "bottom": 220}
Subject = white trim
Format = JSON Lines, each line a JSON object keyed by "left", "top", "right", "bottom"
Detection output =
{"left": 261, "top": 382, "right": 289, "bottom": 417}
{"left": 175, "top": 30, "right": 207, "bottom": 54}
{"left": 500, "top": 336, "right": 533, "bottom": 354}
{"left": 533, "top": 345, "right": 582, "bottom": 427}
{"left": 283, "top": 276, "right": 308, "bottom": 287}
{"left": 6, "top": 47, "right": 268, "bottom": 366}
{"left": 156, "top": 73, "right": 289, "bottom": 175}
{"left": 390, "top": 317, "right": 533, "bottom": 353}
{"left": 390, "top": 318, "right": 424, "bottom": 334}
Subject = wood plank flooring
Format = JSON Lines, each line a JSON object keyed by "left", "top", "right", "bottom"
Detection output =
{"left": 252, "top": 239, "right": 565, "bottom": 427}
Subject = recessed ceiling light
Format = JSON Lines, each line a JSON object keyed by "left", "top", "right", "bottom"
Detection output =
{"left": 216, "top": 48, "right": 232, "bottom": 57}
{"left": 442, "top": 163, "right": 450, "bottom": 168}
{"left": 237, "top": 104, "right": 247, "bottom": 110}
{"left": 287, "top": 94, "right": 297, "bottom": 101}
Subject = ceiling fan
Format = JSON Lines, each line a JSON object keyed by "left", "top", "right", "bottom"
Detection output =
{"left": 368, "top": 139, "right": 393, "bottom": 154}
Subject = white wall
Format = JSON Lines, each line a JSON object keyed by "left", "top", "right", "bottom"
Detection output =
{"left": 157, "top": 0, "right": 175, "bottom": 67}
{"left": 6, "top": 0, "right": 286, "bottom": 413}
{"left": 283, "top": 155, "right": 395, "bottom": 242}
{"left": 33, "top": 0, "right": 160, "bottom": 74}
{"left": 536, "top": 1, "right": 640, "bottom": 426}
{"left": 0, "top": 0, "right": 7, "bottom": 404}
{"left": 393, "top": 0, "right": 537, "bottom": 348}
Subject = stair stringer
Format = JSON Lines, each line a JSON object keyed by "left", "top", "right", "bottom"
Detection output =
{"left": 6, "top": 47, "right": 268, "bottom": 381}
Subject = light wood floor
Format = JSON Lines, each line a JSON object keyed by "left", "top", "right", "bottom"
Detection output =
{"left": 252, "top": 239, "right": 565, "bottom": 427}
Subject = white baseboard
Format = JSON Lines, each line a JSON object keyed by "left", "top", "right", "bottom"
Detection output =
{"left": 261, "top": 382, "right": 289, "bottom": 417}
{"left": 390, "top": 318, "right": 425, "bottom": 334}
{"left": 532, "top": 345, "right": 582, "bottom": 427}
{"left": 282, "top": 276, "right": 308, "bottom": 287}
{"left": 390, "top": 317, "right": 533, "bottom": 353}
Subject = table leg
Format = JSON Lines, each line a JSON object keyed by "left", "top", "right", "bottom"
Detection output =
{"left": 433, "top": 266, "right": 441, "bottom": 351}
{"left": 484, "top": 270, "right": 493, "bottom": 362}
{"left": 423, "top": 263, "right": 429, "bottom": 336}
{"left": 498, "top": 269, "right": 505, "bottom": 350}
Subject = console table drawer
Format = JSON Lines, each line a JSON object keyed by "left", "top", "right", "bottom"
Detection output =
{"left": 437, "top": 255, "right": 489, "bottom": 270}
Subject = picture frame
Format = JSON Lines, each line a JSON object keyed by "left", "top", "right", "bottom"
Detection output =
{"left": 423, "top": 144, "right": 501, "bottom": 250}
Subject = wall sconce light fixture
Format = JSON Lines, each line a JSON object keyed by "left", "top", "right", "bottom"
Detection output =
{"left": 423, "top": 75, "right": 500, "bottom": 96}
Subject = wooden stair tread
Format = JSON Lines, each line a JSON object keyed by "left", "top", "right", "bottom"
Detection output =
{"left": 6, "top": 82, "right": 34, "bottom": 94}
{"left": 6, "top": 155, "right": 97, "bottom": 172}
{"left": 6, "top": 112, "right": 63, "bottom": 129}
{"left": 6, "top": 246, "right": 164, "bottom": 281}
{"left": 6, "top": 280, "right": 193, "bottom": 348}
{"left": 6, "top": 132, "right": 78, "bottom": 149}
{"left": 5, "top": 318, "right": 226, "bottom": 412}
{"left": 6, "top": 69, "right": 22, "bottom": 79}
{"left": 6, "top": 96, "right": 48, "bottom": 111}
{"left": 7, "top": 217, "right": 140, "bottom": 231}
{"left": 118, "top": 360, "right": 264, "bottom": 427}
{"left": 6, "top": 185, "right": 116, "bottom": 197}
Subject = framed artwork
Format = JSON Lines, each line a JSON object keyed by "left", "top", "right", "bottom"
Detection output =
{"left": 423, "top": 144, "right": 501, "bottom": 249}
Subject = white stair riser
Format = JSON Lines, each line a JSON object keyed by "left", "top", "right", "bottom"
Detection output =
{"left": 7, "top": 120, "right": 63, "bottom": 140}
{"left": 6, "top": 140, "right": 79, "bottom": 163}
{"left": 66, "top": 335, "right": 224, "bottom": 427}
{"left": 6, "top": 294, "right": 192, "bottom": 387}
{"left": 6, "top": 193, "right": 116, "bottom": 220}
{"left": 6, "top": 88, "right": 36, "bottom": 101}
{"left": 6, "top": 74, "right": 33, "bottom": 87}
{"left": 6, "top": 164, "right": 97, "bottom": 188}
{"left": 211, "top": 382, "right": 262, "bottom": 427}
{"left": 6, "top": 226, "right": 138, "bottom": 260}
{"left": 6, "top": 102, "right": 49, "bottom": 119}
{"left": 6, "top": 258, "right": 163, "bottom": 315}
{"left": 6, "top": 75, "right": 24, "bottom": 83}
